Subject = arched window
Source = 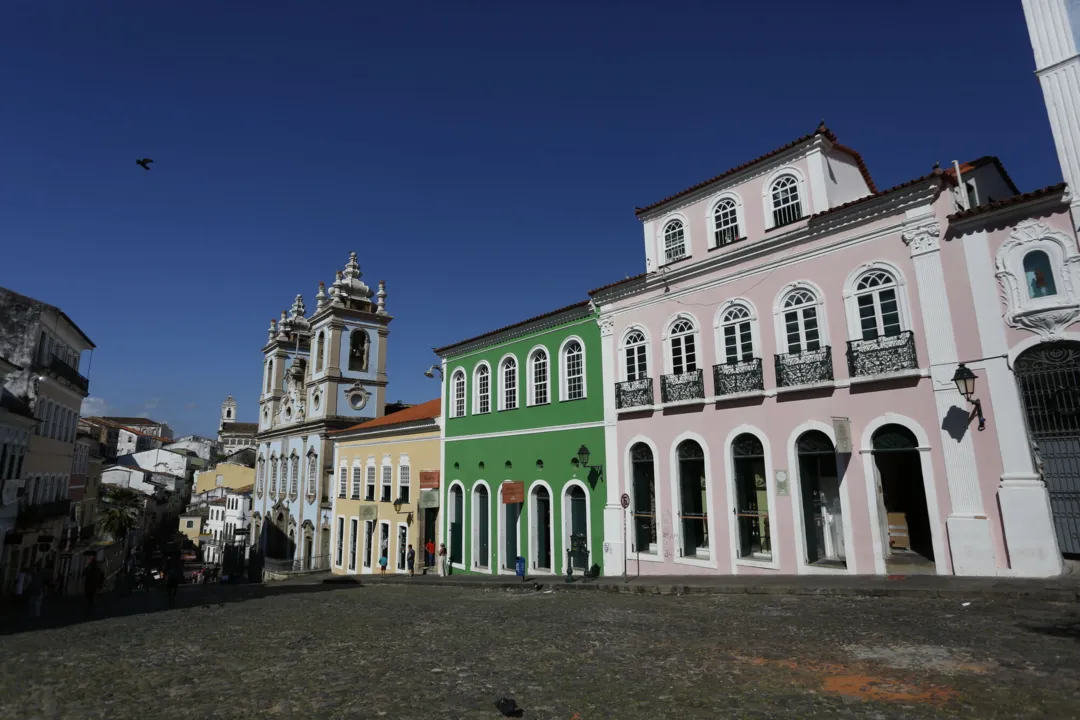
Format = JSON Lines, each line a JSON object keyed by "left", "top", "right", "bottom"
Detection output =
{"left": 270, "top": 455, "right": 278, "bottom": 495}
{"left": 290, "top": 454, "right": 299, "bottom": 498}
{"left": 1023, "top": 250, "right": 1058, "bottom": 298}
{"left": 676, "top": 440, "right": 708, "bottom": 559}
{"left": 529, "top": 349, "right": 549, "bottom": 406}
{"left": 713, "top": 198, "right": 740, "bottom": 246}
{"left": 732, "top": 433, "right": 770, "bottom": 560}
{"left": 797, "top": 430, "right": 844, "bottom": 565}
{"left": 663, "top": 219, "right": 687, "bottom": 263}
{"left": 771, "top": 175, "right": 802, "bottom": 227}
{"left": 782, "top": 289, "right": 821, "bottom": 354}
{"left": 562, "top": 340, "right": 585, "bottom": 400}
{"left": 257, "top": 458, "right": 265, "bottom": 496}
{"left": 669, "top": 320, "right": 697, "bottom": 375}
{"left": 450, "top": 370, "right": 466, "bottom": 418}
{"left": 719, "top": 305, "right": 754, "bottom": 363}
{"left": 855, "top": 271, "right": 902, "bottom": 339}
{"left": 307, "top": 454, "right": 318, "bottom": 500}
{"left": 265, "top": 360, "right": 273, "bottom": 393}
{"left": 474, "top": 364, "right": 491, "bottom": 414}
{"left": 630, "top": 443, "right": 656, "bottom": 554}
{"left": 623, "top": 330, "right": 648, "bottom": 382}
{"left": 348, "top": 329, "right": 369, "bottom": 372}
{"left": 315, "top": 331, "right": 325, "bottom": 371}
{"left": 500, "top": 357, "right": 518, "bottom": 411}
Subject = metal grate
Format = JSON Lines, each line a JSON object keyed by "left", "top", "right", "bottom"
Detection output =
{"left": 1015, "top": 342, "right": 1080, "bottom": 555}
{"left": 713, "top": 358, "right": 764, "bottom": 396}
{"left": 846, "top": 330, "right": 918, "bottom": 378}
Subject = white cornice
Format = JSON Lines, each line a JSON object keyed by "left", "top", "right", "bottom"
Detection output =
{"left": 946, "top": 188, "right": 1070, "bottom": 231}
{"left": 435, "top": 306, "right": 593, "bottom": 360}
{"left": 444, "top": 419, "right": 604, "bottom": 442}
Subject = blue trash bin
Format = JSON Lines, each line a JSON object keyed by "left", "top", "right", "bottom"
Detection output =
{"left": 515, "top": 556, "right": 526, "bottom": 581}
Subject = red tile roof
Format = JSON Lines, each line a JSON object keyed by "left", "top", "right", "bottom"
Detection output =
{"left": 333, "top": 398, "right": 442, "bottom": 434}
{"left": 947, "top": 182, "right": 1068, "bottom": 222}
{"left": 634, "top": 123, "right": 877, "bottom": 218}
{"left": 588, "top": 273, "right": 648, "bottom": 297}
{"left": 432, "top": 300, "right": 590, "bottom": 355}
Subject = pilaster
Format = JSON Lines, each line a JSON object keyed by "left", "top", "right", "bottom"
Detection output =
{"left": 597, "top": 312, "right": 624, "bottom": 577}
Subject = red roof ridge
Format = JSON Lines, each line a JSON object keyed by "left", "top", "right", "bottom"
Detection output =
{"left": 634, "top": 123, "right": 876, "bottom": 218}
{"left": 333, "top": 398, "right": 442, "bottom": 434}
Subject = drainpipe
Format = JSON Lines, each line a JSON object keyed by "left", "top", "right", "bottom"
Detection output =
{"left": 952, "top": 160, "right": 970, "bottom": 211}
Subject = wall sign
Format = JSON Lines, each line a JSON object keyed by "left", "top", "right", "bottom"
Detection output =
{"left": 420, "top": 471, "right": 440, "bottom": 489}
{"left": 418, "top": 489, "right": 440, "bottom": 509}
{"left": 832, "top": 416, "right": 853, "bottom": 454}
{"left": 775, "top": 469, "right": 789, "bottom": 496}
{"left": 501, "top": 481, "right": 525, "bottom": 504}
{"left": 358, "top": 505, "right": 378, "bottom": 521}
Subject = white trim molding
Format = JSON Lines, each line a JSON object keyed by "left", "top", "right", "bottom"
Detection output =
{"left": 723, "top": 424, "right": 778, "bottom": 573}
{"left": 623, "top": 435, "right": 664, "bottom": 565}
{"left": 527, "top": 479, "right": 557, "bottom": 574}
{"left": 558, "top": 334, "right": 588, "bottom": 402}
{"left": 667, "top": 431, "right": 719, "bottom": 570}
{"left": 996, "top": 219, "right": 1080, "bottom": 339}
{"left": 841, "top": 260, "right": 915, "bottom": 342}
{"left": 471, "top": 479, "right": 494, "bottom": 573}
{"left": 559, "top": 479, "right": 592, "bottom": 575}
{"left": 707, "top": 192, "right": 747, "bottom": 249}
{"left": 713, "top": 298, "right": 762, "bottom": 365}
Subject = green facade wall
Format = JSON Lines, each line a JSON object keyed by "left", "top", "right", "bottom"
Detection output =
{"left": 440, "top": 311, "right": 607, "bottom": 576}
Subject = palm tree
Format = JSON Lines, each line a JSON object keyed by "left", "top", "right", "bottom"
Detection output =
{"left": 96, "top": 486, "right": 142, "bottom": 547}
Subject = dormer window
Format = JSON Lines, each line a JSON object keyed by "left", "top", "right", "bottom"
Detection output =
{"left": 1023, "top": 250, "right": 1057, "bottom": 298}
{"left": 663, "top": 220, "right": 687, "bottom": 263}
{"left": 771, "top": 175, "right": 802, "bottom": 227}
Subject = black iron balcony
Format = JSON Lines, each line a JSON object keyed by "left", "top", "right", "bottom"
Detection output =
{"left": 35, "top": 355, "right": 89, "bottom": 393}
{"left": 16, "top": 499, "right": 72, "bottom": 528}
{"left": 846, "top": 331, "right": 918, "bottom": 378}
{"left": 712, "top": 358, "right": 764, "bottom": 396}
{"left": 661, "top": 369, "right": 706, "bottom": 403}
{"left": 774, "top": 347, "right": 834, "bottom": 388}
{"left": 615, "top": 378, "right": 653, "bottom": 409}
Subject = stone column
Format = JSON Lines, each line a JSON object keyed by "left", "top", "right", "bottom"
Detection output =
{"left": 904, "top": 219, "right": 996, "bottom": 575}
{"left": 597, "top": 312, "right": 625, "bottom": 577}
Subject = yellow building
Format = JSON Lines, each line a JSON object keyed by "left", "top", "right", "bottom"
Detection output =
{"left": 193, "top": 461, "right": 255, "bottom": 496}
{"left": 330, "top": 399, "right": 440, "bottom": 576}
{"left": 178, "top": 507, "right": 208, "bottom": 547}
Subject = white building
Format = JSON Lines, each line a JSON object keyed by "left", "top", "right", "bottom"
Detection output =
{"left": 164, "top": 435, "right": 219, "bottom": 462}
{"left": 218, "top": 396, "right": 257, "bottom": 455}
{"left": 203, "top": 486, "right": 252, "bottom": 565}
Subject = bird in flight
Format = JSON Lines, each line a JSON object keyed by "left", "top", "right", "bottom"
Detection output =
{"left": 136, "top": 158, "right": 153, "bottom": 170}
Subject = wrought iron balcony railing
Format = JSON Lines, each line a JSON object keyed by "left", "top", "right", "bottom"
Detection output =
{"left": 34, "top": 355, "right": 89, "bottom": 393}
{"left": 774, "top": 347, "right": 834, "bottom": 388}
{"left": 615, "top": 378, "right": 653, "bottom": 409}
{"left": 846, "top": 331, "right": 918, "bottom": 378}
{"left": 661, "top": 369, "right": 706, "bottom": 403}
{"left": 712, "top": 358, "right": 764, "bottom": 396}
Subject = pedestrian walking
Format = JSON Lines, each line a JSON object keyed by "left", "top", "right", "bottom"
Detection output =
{"left": 406, "top": 544, "right": 415, "bottom": 577}
{"left": 425, "top": 539, "right": 435, "bottom": 570}
{"left": 378, "top": 553, "right": 388, "bottom": 576}
{"left": 165, "top": 560, "right": 182, "bottom": 606}
{"left": 82, "top": 558, "right": 105, "bottom": 614}
{"left": 26, "top": 565, "right": 46, "bottom": 619}
{"left": 438, "top": 543, "right": 447, "bottom": 577}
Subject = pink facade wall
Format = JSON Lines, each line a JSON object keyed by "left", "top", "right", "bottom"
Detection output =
{"left": 612, "top": 201, "right": 956, "bottom": 575}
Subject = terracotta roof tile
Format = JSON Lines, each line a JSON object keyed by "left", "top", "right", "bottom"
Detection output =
{"left": 333, "top": 398, "right": 442, "bottom": 434}
{"left": 588, "top": 273, "right": 648, "bottom": 297}
{"left": 433, "top": 301, "right": 590, "bottom": 355}
{"left": 634, "top": 123, "right": 877, "bottom": 218}
{"left": 947, "top": 182, "right": 1068, "bottom": 222}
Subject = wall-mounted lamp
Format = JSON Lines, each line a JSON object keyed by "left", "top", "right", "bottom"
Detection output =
{"left": 424, "top": 365, "right": 443, "bottom": 380}
{"left": 952, "top": 363, "right": 986, "bottom": 432}
{"left": 576, "top": 445, "right": 603, "bottom": 480}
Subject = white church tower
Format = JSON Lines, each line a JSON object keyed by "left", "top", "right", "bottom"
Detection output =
{"left": 219, "top": 395, "right": 237, "bottom": 433}
{"left": 1022, "top": 0, "right": 1080, "bottom": 228}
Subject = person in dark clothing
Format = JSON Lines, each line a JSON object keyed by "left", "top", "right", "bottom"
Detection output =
{"left": 406, "top": 545, "right": 416, "bottom": 577}
{"left": 165, "top": 560, "right": 182, "bottom": 605}
{"left": 82, "top": 558, "right": 105, "bottom": 613}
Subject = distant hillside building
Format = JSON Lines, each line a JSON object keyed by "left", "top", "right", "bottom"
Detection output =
{"left": 217, "top": 396, "right": 257, "bottom": 455}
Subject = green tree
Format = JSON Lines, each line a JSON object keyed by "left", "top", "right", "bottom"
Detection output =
{"left": 96, "top": 486, "right": 142, "bottom": 546}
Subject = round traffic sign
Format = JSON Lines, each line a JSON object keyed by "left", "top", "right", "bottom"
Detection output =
{"left": 620, "top": 493, "right": 630, "bottom": 510}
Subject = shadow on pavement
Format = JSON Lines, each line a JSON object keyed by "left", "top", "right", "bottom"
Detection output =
{"left": 0, "top": 577, "right": 363, "bottom": 637}
{"left": 1024, "top": 618, "right": 1080, "bottom": 641}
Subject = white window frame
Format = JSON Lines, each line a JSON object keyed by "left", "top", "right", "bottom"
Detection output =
{"left": 473, "top": 362, "right": 492, "bottom": 415}
{"left": 527, "top": 346, "right": 550, "bottom": 406}
{"left": 335, "top": 516, "right": 345, "bottom": 568}
{"left": 667, "top": 432, "right": 718, "bottom": 569}
{"left": 450, "top": 369, "right": 466, "bottom": 418}
{"left": 527, "top": 480, "right": 557, "bottom": 574}
{"left": 558, "top": 336, "right": 587, "bottom": 401}
{"left": 724, "top": 425, "right": 779, "bottom": 570}
{"left": 713, "top": 299, "right": 761, "bottom": 365}
{"left": 270, "top": 454, "right": 279, "bottom": 495}
{"left": 365, "top": 459, "right": 376, "bottom": 501}
{"left": 658, "top": 214, "right": 690, "bottom": 265}
{"left": 380, "top": 456, "right": 392, "bottom": 503}
{"left": 338, "top": 464, "right": 348, "bottom": 498}
{"left": 559, "top": 479, "right": 592, "bottom": 575}
{"left": 620, "top": 327, "right": 651, "bottom": 382}
{"left": 471, "top": 480, "right": 492, "bottom": 571}
{"left": 661, "top": 313, "right": 701, "bottom": 375}
{"left": 351, "top": 460, "right": 362, "bottom": 499}
{"left": 995, "top": 220, "right": 1080, "bottom": 334}
{"left": 772, "top": 281, "right": 829, "bottom": 355}
{"left": 761, "top": 166, "right": 808, "bottom": 230}
{"left": 498, "top": 354, "right": 518, "bottom": 411}
{"left": 842, "top": 262, "right": 912, "bottom": 341}
{"left": 397, "top": 456, "right": 410, "bottom": 504}
{"left": 396, "top": 522, "right": 409, "bottom": 572}
{"left": 306, "top": 450, "right": 318, "bottom": 500}
{"left": 709, "top": 193, "right": 745, "bottom": 249}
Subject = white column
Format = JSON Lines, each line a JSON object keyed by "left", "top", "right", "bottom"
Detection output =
{"left": 1022, "top": 0, "right": 1080, "bottom": 230}
{"left": 904, "top": 219, "right": 996, "bottom": 575}
{"left": 961, "top": 230, "right": 1063, "bottom": 576}
{"left": 598, "top": 311, "right": 625, "bottom": 577}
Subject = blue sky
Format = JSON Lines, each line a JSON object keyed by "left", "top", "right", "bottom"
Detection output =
{"left": 0, "top": 1, "right": 1058, "bottom": 437}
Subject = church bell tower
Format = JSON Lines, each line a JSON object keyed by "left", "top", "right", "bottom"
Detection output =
{"left": 220, "top": 395, "right": 237, "bottom": 433}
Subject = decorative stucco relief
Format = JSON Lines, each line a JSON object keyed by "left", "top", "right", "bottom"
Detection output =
{"left": 995, "top": 219, "right": 1080, "bottom": 339}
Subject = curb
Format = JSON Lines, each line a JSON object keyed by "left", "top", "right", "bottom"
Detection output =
{"left": 353, "top": 577, "right": 1080, "bottom": 602}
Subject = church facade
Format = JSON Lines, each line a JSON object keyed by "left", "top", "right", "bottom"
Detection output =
{"left": 251, "top": 252, "right": 392, "bottom": 572}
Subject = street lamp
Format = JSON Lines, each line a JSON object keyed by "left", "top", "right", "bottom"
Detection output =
{"left": 951, "top": 363, "right": 986, "bottom": 432}
{"left": 424, "top": 365, "right": 443, "bottom": 380}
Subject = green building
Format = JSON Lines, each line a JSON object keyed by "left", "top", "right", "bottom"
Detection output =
{"left": 434, "top": 301, "right": 606, "bottom": 577}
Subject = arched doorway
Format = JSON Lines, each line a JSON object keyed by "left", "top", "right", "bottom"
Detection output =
{"left": 565, "top": 485, "right": 588, "bottom": 571}
{"left": 677, "top": 440, "right": 708, "bottom": 559}
{"left": 872, "top": 424, "right": 934, "bottom": 572}
{"left": 449, "top": 484, "right": 464, "bottom": 566}
{"left": 473, "top": 485, "right": 489, "bottom": 570}
{"left": 301, "top": 521, "right": 314, "bottom": 571}
{"left": 732, "top": 433, "right": 770, "bottom": 561}
{"left": 1015, "top": 341, "right": 1080, "bottom": 556}
{"left": 630, "top": 443, "right": 657, "bottom": 555}
{"left": 797, "top": 431, "right": 844, "bottom": 567}
{"left": 532, "top": 485, "right": 552, "bottom": 571}
{"left": 320, "top": 525, "right": 330, "bottom": 566}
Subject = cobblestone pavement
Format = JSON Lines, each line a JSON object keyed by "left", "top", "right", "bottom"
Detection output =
{"left": 1, "top": 580, "right": 1079, "bottom": 719}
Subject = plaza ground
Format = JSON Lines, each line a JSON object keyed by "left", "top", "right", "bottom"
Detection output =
{"left": 1, "top": 579, "right": 1078, "bottom": 719}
